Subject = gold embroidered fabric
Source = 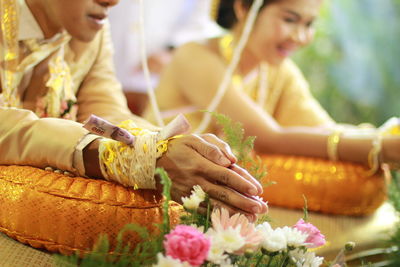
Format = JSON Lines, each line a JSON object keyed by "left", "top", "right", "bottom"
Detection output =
{"left": 0, "top": 165, "right": 182, "bottom": 255}
{"left": 259, "top": 154, "right": 386, "bottom": 215}
{"left": 0, "top": 0, "right": 20, "bottom": 106}
{"left": 0, "top": 0, "right": 76, "bottom": 119}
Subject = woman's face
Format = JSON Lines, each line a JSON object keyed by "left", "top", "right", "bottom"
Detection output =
{"left": 243, "top": 0, "right": 323, "bottom": 65}
{"left": 28, "top": 0, "right": 119, "bottom": 42}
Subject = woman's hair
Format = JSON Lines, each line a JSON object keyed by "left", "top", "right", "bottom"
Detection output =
{"left": 216, "top": 0, "right": 277, "bottom": 29}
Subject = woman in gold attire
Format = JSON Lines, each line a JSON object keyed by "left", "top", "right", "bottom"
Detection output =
{"left": 144, "top": 0, "right": 400, "bottom": 214}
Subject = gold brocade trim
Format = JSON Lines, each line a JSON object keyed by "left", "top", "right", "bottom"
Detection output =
{"left": 0, "top": 0, "right": 20, "bottom": 107}
{"left": 44, "top": 42, "right": 76, "bottom": 118}
{"left": 0, "top": 0, "right": 76, "bottom": 119}
{"left": 209, "top": 0, "right": 221, "bottom": 21}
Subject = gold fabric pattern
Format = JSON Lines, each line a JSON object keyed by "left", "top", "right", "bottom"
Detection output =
{"left": 0, "top": 0, "right": 20, "bottom": 106}
{"left": 0, "top": 165, "right": 182, "bottom": 255}
{"left": 0, "top": 0, "right": 76, "bottom": 119}
{"left": 259, "top": 154, "right": 386, "bottom": 215}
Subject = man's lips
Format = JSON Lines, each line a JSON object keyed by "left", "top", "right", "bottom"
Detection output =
{"left": 87, "top": 13, "right": 107, "bottom": 25}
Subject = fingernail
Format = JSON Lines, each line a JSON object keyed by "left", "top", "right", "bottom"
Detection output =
{"left": 220, "top": 156, "right": 231, "bottom": 166}
{"left": 252, "top": 205, "right": 261, "bottom": 213}
{"left": 248, "top": 187, "right": 258, "bottom": 196}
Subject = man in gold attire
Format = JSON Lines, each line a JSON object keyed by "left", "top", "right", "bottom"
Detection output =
{"left": 0, "top": 0, "right": 267, "bottom": 262}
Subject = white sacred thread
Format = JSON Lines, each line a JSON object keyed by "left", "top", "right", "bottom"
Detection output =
{"left": 194, "top": 0, "right": 264, "bottom": 134}
{"left": 138, "top": 0, "right": 165, "bottom": 127}
{"left": 256, "top": 63, "right": 269, "bottom": 108}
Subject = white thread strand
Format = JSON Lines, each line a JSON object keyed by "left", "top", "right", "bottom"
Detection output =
{"left": 257, "top": 63, "right": 268, "bottom": 108}
{"left": 194, "top": 0, "right": 264, "bottom": 134}
{"left": 138, "top": 0, "right": 165, "bottom": 127}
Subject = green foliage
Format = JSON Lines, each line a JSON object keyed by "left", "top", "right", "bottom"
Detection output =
{"left": 294, "top": 0, "right": 400, "bottom": 126}
{"left": 386, "top": 170, "right": 400, "bottom": 266}
{"left": 210, "top": 112, "right": 270, "bottom": 184}
{"left": 54, "top": 224, "right": 160, "bottom": 267}
{"left": 388, "top": 170, "right": 400, "bottom": 213}
{"left": 210, "top": 111, "right": 255, "bottom": 163}
{"left": 302, "top": 195, "right": 309, "bottom": 222}
{"left": 158, "top": 167, "right": 171, "bottom": 237}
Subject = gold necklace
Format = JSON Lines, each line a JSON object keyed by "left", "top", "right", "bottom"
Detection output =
{"left": 218, "top": 33, "right": 268, "bottom": 108}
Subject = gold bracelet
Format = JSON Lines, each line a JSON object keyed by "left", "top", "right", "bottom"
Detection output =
{"left": 366, "top": 133, "right": 382, "bottom": 176}
{"left": 327, "top": 129, "right": 342, "bottom": 161}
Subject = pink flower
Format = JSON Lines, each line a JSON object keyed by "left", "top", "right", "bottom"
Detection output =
{"left": 293, "top": 219, "right": 326, "bottom": 248}
{"left": 164, "top": 225, "right": 210, "bottom": 266}
{"left": 211, "top": 208, "right": 263, "bottom": 254}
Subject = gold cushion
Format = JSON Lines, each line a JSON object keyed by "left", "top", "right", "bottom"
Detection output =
{"left": 259, "top": 154, "right": 386, "bottom": 215}
{"left": 0, "top": 165, "right": 181, "bottom": 255}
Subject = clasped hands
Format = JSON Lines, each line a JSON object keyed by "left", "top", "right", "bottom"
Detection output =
{"left": 156, "top": 134, "right": 268, "bottom": 221}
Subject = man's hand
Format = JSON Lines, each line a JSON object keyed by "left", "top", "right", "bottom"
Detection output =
{"left": 156, "top": 134, "right": 267, "bottom": 221}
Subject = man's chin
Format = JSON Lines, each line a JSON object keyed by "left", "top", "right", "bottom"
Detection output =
{"left": 70, "top": 30, "right": 98, "bottom": 43}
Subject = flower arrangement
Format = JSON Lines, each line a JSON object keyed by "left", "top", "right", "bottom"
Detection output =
{"left": 152, "top": 180, "right": 326, "bottom": 267}
{"left": 55, "top": 169, "right": 330, "bottom": 267}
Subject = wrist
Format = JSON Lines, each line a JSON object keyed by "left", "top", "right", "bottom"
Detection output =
{"left": 83, "top": 138, "right": 103, "bottom": 179}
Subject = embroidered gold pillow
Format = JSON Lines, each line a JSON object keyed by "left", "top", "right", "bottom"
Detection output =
{"left": 0, "top": 165, "right": 181, "bottom": 255}
{"left": 259, "top": 154, "right": 386, "bottom": 216}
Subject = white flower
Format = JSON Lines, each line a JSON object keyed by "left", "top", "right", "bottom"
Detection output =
{"left": 182, "top": 194, "right": 202, "bottom": 210}
{"left": 259, "top": 227, "right": 287, "bottom": 252}
{"left": 290, "top": 249, "right": 324, "bottom": 267}
{"left": 281, "top": 226, "right": 308, "bottom": 247}
{"left": 206, "top": 238, "right": 228, "bottom": 264}
{"left": 256, "top": 222, "right": 273, "bottom": 234}
{"left": 192, "top": 185, "right": 206, "bottom": 201}
{"left": 207, "top": 226, "right": 245, "bottom": 254}
{"left": 181, "top": 185, "right": 206, "bottom": 210}
{"left": 153, "top": 253, "right": 192, "bottom": 267}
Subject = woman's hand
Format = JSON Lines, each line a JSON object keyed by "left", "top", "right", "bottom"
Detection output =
{"left": 156, "top": 134, "right": 267, "bottom": 221}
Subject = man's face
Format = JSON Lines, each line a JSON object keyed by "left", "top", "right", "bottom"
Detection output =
{"left": 42, "top": 0, "right": 120, "bottom": 42}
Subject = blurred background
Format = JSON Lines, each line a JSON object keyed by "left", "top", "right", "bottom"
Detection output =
{"left": 111, "top": 0, "right": 400, "bottom": 124}
{"left": 293, "top": 0, "right": 400, "bottom": 126}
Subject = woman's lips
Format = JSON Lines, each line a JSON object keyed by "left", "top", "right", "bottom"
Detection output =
{"left": 277, "top": 46, "right": 296, "bottom": 57}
